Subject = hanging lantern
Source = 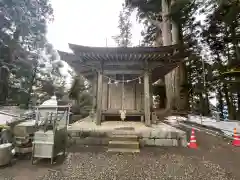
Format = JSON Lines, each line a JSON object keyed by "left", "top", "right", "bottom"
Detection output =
{"left": 138, "top": 77, "right": 142, "bottom": 84}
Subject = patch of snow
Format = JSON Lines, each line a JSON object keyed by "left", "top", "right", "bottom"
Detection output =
{"left": 0, "top": 106, "right": 24, "bottom": 125}
{"left": 0, "top": 114, "right": 15, "bottom": 125}
{"left": 188, "top": 115, "right": 240, "bottom": 136}
{"left": 0, "top": 106, "right": 35, "bottom": 125}
{"left": 168, "top": 114, "right": 240, "bottom": 137}
{"left": 163, "top": 114, "right": 240, "bottom": 137}
{"left": 165, "top": 116, "right": 187, "bottom": 125}
{"left": 0, "top": 143, "right": 12, "bottom": 148}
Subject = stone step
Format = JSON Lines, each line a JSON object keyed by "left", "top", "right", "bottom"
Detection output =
{"left": 107, "top": 148, "right": 140, "bottom": 153}
{"left": 111, "top": 130, "right": 139, "bottom": 136}
{"left": 110, "top": 134, "right": 138, "bottom": 141}
{"left": 108, "top": 140, "right": 139, "bottom": 149}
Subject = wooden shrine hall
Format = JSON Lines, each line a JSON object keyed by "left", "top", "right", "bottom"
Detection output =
{"left": 59, "top": 44, "right": 188, "bottom": 126}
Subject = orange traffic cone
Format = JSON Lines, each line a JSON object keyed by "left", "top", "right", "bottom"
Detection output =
{"left": 188, "top": 128, "right": 198, "bottom": 149}
{"left": 232, "top": 128, "right": 240, "bottom": 146}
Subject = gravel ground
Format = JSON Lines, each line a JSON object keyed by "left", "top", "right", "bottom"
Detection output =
{"left": 0, "top": 148, "right": 236, "bottom": 179}
{"left": 0, "top": 129, "right": 240, "bottom": 180}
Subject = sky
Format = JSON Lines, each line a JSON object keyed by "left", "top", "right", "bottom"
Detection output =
{"left": 46, "top": 0, "right": 143, "bottom": 89}
{"left": 46, "top": 0, "right": 217, "bottom": 107}
{"left": 47, "top": 0, "right": 143, "bottom": 52}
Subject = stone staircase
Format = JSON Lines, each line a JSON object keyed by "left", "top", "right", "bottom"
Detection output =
{"left": 107, "top": 127, "right": 140, "bottom": 153}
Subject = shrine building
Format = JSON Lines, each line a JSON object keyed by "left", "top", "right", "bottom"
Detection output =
{"left": 58, "top": 44, "right": 188, "bottom": 126}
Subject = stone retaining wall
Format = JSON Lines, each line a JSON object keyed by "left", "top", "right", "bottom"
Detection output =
{"left": 68, "top": 128, "right": 187, "bottom": 147}
{"left": 138, "top": 126, "right": 187, "bottom": 147}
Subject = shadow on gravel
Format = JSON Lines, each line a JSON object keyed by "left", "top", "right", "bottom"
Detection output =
{"left": 31, "top": 154, "right": 69, "bottom": 169}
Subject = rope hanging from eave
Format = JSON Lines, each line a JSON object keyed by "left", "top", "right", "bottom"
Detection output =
{"left": 122, "top": 74, "right": 125, "bottom": 110}
{"left": 119, "top": 74, "right": 126, "bottom": 121}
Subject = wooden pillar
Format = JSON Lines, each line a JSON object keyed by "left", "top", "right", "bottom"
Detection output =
{"left": 90, "top": 73, "right": 97, "bottom": 119}
{"left": 96, "top": 70, "right": 103, "bottom": 125}
{"left": 144, "top": 68, "right": 151, "bottom": 126}
{"left": 149, "top": 72, "right": 153, "bottom": 110}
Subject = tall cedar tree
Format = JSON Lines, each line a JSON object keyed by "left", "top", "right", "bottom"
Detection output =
{"left": 113, "top": 4, "right": 133, "bottom": 47}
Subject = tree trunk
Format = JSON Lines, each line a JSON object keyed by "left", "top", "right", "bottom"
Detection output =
{"left": 25, "top": 64, "right": 38, "bottom": 108}
{"left": 230, "top": 21, "right": 239, "bottom": 67}
{"left": 161, "top": 0, "right": 174, "bottom": 110}
{"left": 230, "top": 21, "right": 240, "bottom": 119}
{"left": 0, "top": 67, "right": 9, "bottom": 105}
{"left": 199, "top": 93, "right": 204, "bottom": 115}
{"left": 229, "top": 92, "right": 236, "bottom": 120}
{"left": 161, "top": 0, "right": 189, "bottom": 112}
{"left": 204, "top": 95, "right": 210, "bottom": 116}
{"left": 237, "top": 92, "right": 240, "bottom": 119}
{"left": 171, "top": 21, "right": 179, "bottom": 102}
{"left": 217, "top": 88, "right": 224, "bottom": 118}
{"left": 0, "top": 29, "right": 19, "bottom": 105}
{"left": 171, "top": 17, "right": 189, "bottom": 111}
{"left": 161, "top": 0, "right": 172, "bottom": 46}
{"left": 223, "top": 84, "right": 235, "bottom": 120}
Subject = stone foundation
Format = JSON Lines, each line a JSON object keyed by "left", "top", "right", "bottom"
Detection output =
{"left": 69, "top": 135, "right": 187, "bottom": 147}
{"left": 68, "top": 123, "right": 187, "bottom": 147}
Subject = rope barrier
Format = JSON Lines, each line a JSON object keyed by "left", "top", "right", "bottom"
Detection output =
{"left": 103, "top": 74, "right": 143, "bottom": 83}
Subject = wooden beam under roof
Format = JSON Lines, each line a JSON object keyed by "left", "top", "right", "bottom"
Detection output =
{"left": 103, "top": 69, "right": 144, "bottom": 75}
{"left": 103, "top": 61, "right": 144, "bottom": 66}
